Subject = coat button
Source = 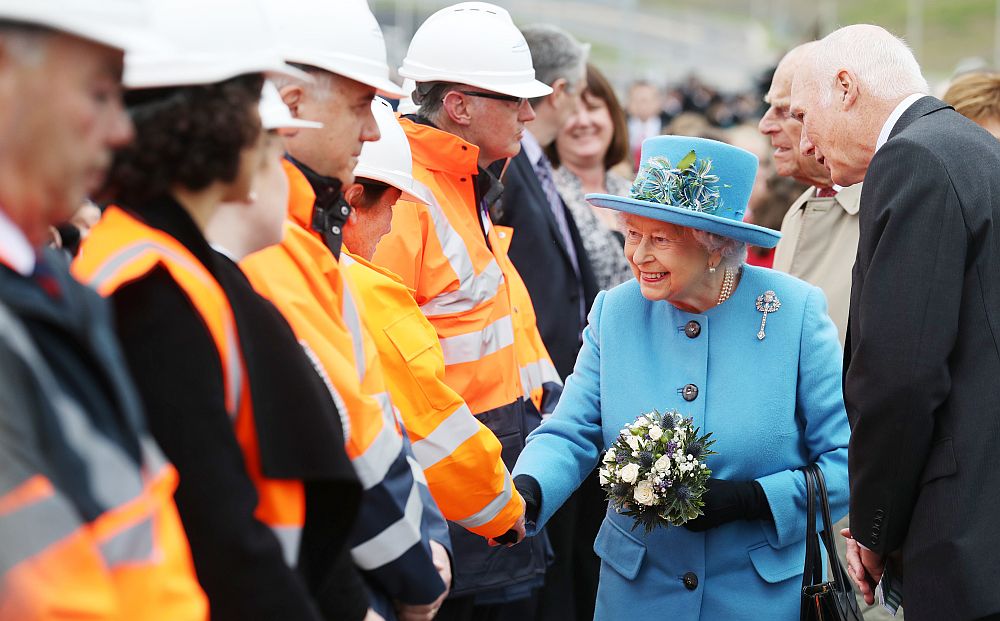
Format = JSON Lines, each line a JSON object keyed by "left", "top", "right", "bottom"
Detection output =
{"left": 682, "top": 572, "right": 698, "bottom": 590}
{"left": 682, "top": 384, "right": 699, "bottom": 401}
{"left": 684, "top": 320, "right": 701, "bottom": 338}
{"left": 331, "top": 225, "right": 341, "bottom": 235}
{"left": 340, "top": 205, "right": 350, "bottom": 216}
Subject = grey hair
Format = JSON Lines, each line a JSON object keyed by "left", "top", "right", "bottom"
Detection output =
{"left": 690, "top": 229, "right": 748, "bottom": 266}
{"left": 520, "top": 24, "right": 589, "bottom": 107}
{"left": 0, "top": 21, "right": 53, "bottom": 66}
{"left": 411, "top": 81, "right": 458, "bottom": 119}
{"left": 813, "top": 24, "right": 929, "bottom": 106}
{"left": 269, "top": 63, "right": 338, "bottom": 103}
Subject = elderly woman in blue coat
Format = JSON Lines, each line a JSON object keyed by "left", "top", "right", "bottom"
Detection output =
{"left": 511, "top": 136, "right": 849, "bottom": 620}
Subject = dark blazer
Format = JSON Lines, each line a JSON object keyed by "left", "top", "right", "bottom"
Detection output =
{"left": 845, "top": 96, "right": 1000, "bottom": 620}
{"left": 497, "top": 148, "right": 599, "bottom": 380}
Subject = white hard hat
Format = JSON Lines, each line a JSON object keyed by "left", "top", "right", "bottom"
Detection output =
{"left": 399, "top": 2, "right": 552, "bottom": 99}
{"left": 353, "top": 97, "right": 429, "bottom": 205}
{"left": 261, "top": 0, "right": 403, "bottom": 98}
{"left": 0, "top": 0, "right": 156, "bottom": 53}
{"left": 396, "top": 79, "right": 419, "bottom": 115}
{"left": 259, "top": 80, "right": 322, "bottom": 130}
{"left": 124, "top": 0, "right": 309, "bottom": 89}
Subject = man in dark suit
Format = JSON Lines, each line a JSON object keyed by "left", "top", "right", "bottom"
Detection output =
{"left": 495, "top": 24, "right": 600, "bottom": 621}
{"left": 791, "top": 24, "right": 1000, "bottom": 621}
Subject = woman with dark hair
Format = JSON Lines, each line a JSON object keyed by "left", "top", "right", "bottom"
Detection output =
{"left": 547, "top": 63, "right": 634, "bottom": 291}
{"left": 72, "top": 13, "right": 373, "bottom": 621}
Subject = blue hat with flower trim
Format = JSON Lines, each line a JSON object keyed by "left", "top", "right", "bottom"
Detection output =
{"left": 587, "top": 135, "right": 781, "bottom": 248}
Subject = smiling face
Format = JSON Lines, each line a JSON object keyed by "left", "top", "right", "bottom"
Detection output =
{"left": 758, "top": 48, "right": 832, "bottom": 188}
{"left": 623, "top": 214, "right": 719, "bottom": 310}
{"left": 557, "top": 90, "right": 613, "bottom": 166}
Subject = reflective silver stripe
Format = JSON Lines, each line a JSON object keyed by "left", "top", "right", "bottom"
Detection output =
{"left": 438, "top": 315, "right": 515, "bottom": 366}
{"left": 418, "top": 195, "right": 505, "bottom": 317}
{"left": 87, "top": 241, "right": 243, "bottom": 420}
{"left": 350, "top": 479, "right": 423, "bottom": 570}
{"left": 270, "top": 524, "right": 302, "bottom": 567}
{"left": 299, "top": 339, "right": 351, "bottom": 441}
{"left": 0, "top": 303, "right": 145, "bottom": 510}
{"left": 406, "top": 456, "right": 428, "bottom": 485}
{"left": 99, "top": 515, "right": 154, "bottom": 567}
{"left": 340, "top": 273, "right": 367, "bottom": 382}
{"left": 410, "top": 403, "right": 480, "bottom": 469}
{"left": 452, "top": 469, "right": 513, "bottom": 530}
{"left": 519, "top": 358, "right": 563, "bottom": 398}
{"left": 351, "top": 392, "right": 403, "bottom": 490}
{"left": 0, "top": 488, "right": 81, "bottom": 575}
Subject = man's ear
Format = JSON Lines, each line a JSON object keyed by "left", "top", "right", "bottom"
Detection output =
{"left": 547, "top": 77, "right": 569, "bottom": 106}
{"left": 279, "top": 83, "right": 305, "bottom": 117}
{"left": 343, "top": 183, "right": 364, "bottom": 213}
{"left": 442, "top": 91, "right": 473, "bottom": 126}
{"left": 837, "top": 69, "right": 860, "bottom": 110}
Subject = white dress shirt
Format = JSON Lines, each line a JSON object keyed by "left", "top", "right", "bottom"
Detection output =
{"left": 875, "top": 93, "right": 925, "bottom": 154}
{"left": 0, "top": 208, "right": 36, "bottom": 275}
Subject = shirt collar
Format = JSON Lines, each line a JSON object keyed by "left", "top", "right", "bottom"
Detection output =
{"left": 875, "top": 93, "right": 925, "bottom": 153}
{"left": 0, "top": 207, "right": 36, "bottom": 275}
{"left": 520, "top": 129, "right": 545, "bottom": 167}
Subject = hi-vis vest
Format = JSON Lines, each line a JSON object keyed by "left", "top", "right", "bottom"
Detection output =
{"left": 0, "top": 303, "right": 207, "bottom": 620}
{"left": 341, "top": 251, "right": 522, "bottom": 538}
{"left": 73, "top": 207, "right": 307, "bottom": 567}
{"left": 372, "top": 118, "right": 560, "bottom": 416}
{"left": 239, "top": 161, "right": 445, "bottom": 604}
{"left": 493, "top": 226, "right": 563, "bottom": 416}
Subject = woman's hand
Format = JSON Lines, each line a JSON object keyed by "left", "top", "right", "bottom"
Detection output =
{"left": 683, "top": 478, "right": 772, "bottom": 532}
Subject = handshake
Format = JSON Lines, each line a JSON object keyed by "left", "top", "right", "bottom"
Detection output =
{"left": 486, "top": 475, "right": 538, "bottom": 547}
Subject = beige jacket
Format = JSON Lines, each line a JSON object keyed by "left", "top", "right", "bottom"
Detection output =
{"left": 772, "top": 183, "right": 862, "bottom": 346}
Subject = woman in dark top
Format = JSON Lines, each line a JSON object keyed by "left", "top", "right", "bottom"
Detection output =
{"left": 77, "top": 69, "right": 370, "bottom": 621}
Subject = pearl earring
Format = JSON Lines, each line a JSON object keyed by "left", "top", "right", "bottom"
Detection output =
{"left": 708, "top": 266, "right": 717, "bottom": 274}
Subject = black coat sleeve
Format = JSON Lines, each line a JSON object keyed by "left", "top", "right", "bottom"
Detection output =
{"left": 845, "top": 138, "right": 966, "bottom": 554}
{"left": 112, "top": 268, "right": 329, "bottom": 621}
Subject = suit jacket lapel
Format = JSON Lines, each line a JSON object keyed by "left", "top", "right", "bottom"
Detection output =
{"left": 510, "top": 149, "right": 574, "bottom": 260}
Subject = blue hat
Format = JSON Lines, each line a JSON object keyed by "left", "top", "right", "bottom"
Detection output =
{"left": 586, "top": 136, "right": 781, "bottom": 248}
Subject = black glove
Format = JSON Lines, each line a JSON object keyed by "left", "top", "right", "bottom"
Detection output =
{"left": 513, "top": 474, "right": 541, "bottom": 525}
{"left": 683, "top": 478, "right": 772, "bottom": 532}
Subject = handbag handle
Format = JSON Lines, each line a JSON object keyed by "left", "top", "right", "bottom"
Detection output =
{"left": 801, "top": 465, "right": 823, "bottom": 591}
{"left": 811, "top": 464, "right": 854, "bottom": 591}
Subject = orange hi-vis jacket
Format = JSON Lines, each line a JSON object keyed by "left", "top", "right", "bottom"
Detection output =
{"left": 493, "top": 226, "right": 563, "bottom": 416}
{"left": 239, "top": 160, "right": 446, "bottom": 606}
{"left": 341, "top": 250, "right": 522, "bottom": 538}
{"left": 72, "top": 207, "right": 310, "bottom": 567}
{"left": 0, "top": 297, "right": 207, "bottom": 620}
{"left": 373, "top": 118, "right": 539, "bottom": 416}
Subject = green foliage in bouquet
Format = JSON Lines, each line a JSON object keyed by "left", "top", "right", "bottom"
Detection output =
{"left": 599, "top": 409, "right": 716, "bottom": 534}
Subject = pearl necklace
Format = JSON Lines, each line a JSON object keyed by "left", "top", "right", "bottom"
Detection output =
{"left": 717, "top": 266, "right": 737, "bottom": 305}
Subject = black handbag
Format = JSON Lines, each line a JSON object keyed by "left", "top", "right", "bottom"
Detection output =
{"left": 800, "top": 464, "right": 864, "bottom": 621}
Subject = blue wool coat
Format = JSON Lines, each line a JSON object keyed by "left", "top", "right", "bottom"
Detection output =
{"left": 512, "top": 264, "right": 849, "bottom": 620}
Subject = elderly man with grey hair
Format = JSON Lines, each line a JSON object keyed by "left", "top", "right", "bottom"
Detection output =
{"left": 495, "top": 24, "right": 599, "bottom": 621}
{"left": 792, "top": 24, "right": 1000, "bottom": 621}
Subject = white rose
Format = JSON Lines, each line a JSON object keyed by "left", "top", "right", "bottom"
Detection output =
{"left": 634, "top": 416, "right": 649, "bottom": 427}
{"left": 603, "top": 448, "right": 616, "bottom": 463}
{"left": 599, "top": 468, "right": 610, "bottom": 486}
{"left": 619, "top": 463, "right": 640, "bottom": 483}
{"left": 654, "top": 455, "right": 671, "bottom": 473}
{"left": 633, "top": 480, "right": 656, "bottom": 506}
{"left": 625, "top": 435, "right": 642, "bottom": 451}
{"left": 648, "top": 425, "right": 663, "bottom": 441}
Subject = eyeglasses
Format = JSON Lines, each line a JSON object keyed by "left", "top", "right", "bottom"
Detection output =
{"left": 457, "top": 90, "right": 527, "bottom": 107}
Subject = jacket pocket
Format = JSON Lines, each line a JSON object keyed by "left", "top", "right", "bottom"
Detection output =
{"left": 748, "top": 540, "right": 804, "bottom": 584}
{"left": 593, "top": 516, "right": 646, "bottom": 580}
{"left": 919, "top": 437, "right": 957, "bottom": 485}
{"left": 383, "top": 311, "right": 455, "bottom": 410}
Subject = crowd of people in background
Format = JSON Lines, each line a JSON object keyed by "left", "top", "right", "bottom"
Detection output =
{"left": 3, "top": 1, "right": 1000, "bottom": 620}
